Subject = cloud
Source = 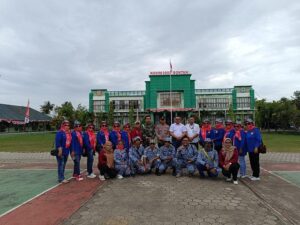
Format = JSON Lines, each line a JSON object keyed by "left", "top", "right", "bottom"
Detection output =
{"left": 0, "top": 0, "right": 299, "bottom": 110}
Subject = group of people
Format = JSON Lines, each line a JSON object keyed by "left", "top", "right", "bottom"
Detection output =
{"left": 55, "top": 115, "right": 262, "bottom": 185}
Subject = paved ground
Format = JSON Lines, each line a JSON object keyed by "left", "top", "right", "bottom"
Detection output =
{"left": 62, "top": 175, "right": 283, "bottom": 225}
{"left": 0, "top": 152, "right": 299, "bottom": 225}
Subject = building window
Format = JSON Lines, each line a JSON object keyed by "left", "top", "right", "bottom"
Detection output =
{"left": 237, "top": 97, "right": 250, "bottom": 109}
{"left": 159, "top": 92, "right": 182, "bottom": 108}
{"left": 198, "top": 98, "right": 229, "bottom": 109}
{"left": 93, "top": 100, "right": 106, "bottom": 112}
{"left": 111, "top": 100, "right": 141, "bottom": 111}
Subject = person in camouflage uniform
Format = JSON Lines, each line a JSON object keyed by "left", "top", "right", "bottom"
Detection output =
{"left": 142, "top": 115, "right": 156, "bottom": 147}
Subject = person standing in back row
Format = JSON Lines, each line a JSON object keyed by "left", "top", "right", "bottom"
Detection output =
{"left": 185, "top": 116, "right": 200, "bottom": 149}
{"left": 142, "top": 115, "right": 156, "bottom": 147}
{"left": 245, "top": 118, "right": 262, "bottom": 181}
{"left": 155, "top": 116, "right": 170, "bottom": 148}
{"left": 169, "top": 116, "right": 187, "bottom": 150}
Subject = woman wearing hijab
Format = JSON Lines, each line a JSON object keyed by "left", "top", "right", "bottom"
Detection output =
{"left": 219, "top": 138, "right": 240, "bottom": 184}
{"left": 55, "top": 120, "right": 72, "bottom": 183}
{"left": 98, "top": 141, "right": 117, "bottom": 181}
{"left": 233, "top": 121, "right": 247, "bottom": 178}
{"left": 245, "top": 118, "right": 262, "bottom": 181}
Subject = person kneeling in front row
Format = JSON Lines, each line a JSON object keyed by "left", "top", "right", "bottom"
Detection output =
{"left": 98, "top": 141, "right": 117, "bottom": 181}
{"left": 176, "top": 137, "right": 198, "bottom": 177}
{"left": 196, "top": 138, "right": 220, "bottom": 178}
{"left": 114, "top": 140, "right": 131, "bottom": 179}
{"left": 219, "top": 138, "right": 240, "bottom": 185}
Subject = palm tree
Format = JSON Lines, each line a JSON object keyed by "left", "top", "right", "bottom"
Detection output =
{"left": 40, "top": 101, "right": 55, "bottom": 114}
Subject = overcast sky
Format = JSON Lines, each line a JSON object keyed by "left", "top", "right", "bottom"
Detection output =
{"left": 0, "top": 0, "right": 299, "bottom": 110}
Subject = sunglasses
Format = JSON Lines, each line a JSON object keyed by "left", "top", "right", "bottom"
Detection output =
{"left": 114, "top": 125, "right": 120, "bottom": 127}
{"left": 75, "top": 125, "right": 82, "bottom": 127}
{"left": 88, "top": 126, "right": 94, "bottom": 129}
{"left": 101, "top": 125, "right": 108, "bottom": 127}
{"left": 64, "top": 124, "right": 70, "bottom": 127}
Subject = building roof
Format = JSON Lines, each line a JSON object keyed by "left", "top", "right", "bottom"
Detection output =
{"left": 0, "top": 103, "right": 51, "bottom": 124}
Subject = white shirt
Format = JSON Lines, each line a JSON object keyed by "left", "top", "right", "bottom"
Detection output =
{"left": 169, "top": 123, "right": 187, "bottom": 138}
{"left": 185, "top": 123, "right": 200, "bottom": 143}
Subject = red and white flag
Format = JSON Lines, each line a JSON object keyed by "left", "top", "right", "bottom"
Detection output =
{"left": 24, "top": 100, "right": 30, "bottom": 124}
{"left": 170, "top": 60, "right": 173, "bottom": 73}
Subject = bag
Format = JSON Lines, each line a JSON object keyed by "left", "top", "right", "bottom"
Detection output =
{"left": 258, "top": 142, "right": 267, "bottom": 154}
{"left": 50, "top": 148, "right": 58, "bottom": 156}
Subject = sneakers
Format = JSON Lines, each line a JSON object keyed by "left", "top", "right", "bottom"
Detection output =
{"left": 87, "top": 173, "right": 96, "bottom": 179}
{"left": 117, "top": 174, "right": 124, "bottom": 179}
{"left": 61, "top": 179, "right": 69, "bottom": 184}
{"left": 176, "top": 173, "right": 181, "bottom": 178}
{"left": 99, "top": 175, "right": 106, "bottom": 181}
{"left": 233, "top": 180, "right": 238, "bottom": 185}
{"left": 240, "top": 175, "right": 247, "bottom": 179}
{"left": 76, "top": 175, "right": 84, "bottom": 181}
{"left": 250, "top": 176, "right": 260, "bottom": 181}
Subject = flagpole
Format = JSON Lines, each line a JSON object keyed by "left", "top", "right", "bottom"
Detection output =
{"left": 169, "top": 60, "right": 172, "bottom": 124}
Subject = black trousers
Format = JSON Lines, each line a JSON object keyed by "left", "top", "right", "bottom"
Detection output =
{"left": 99, "top": 165, "right": 117, "bottom": 178}
{"left": 248, "top": 152, "right": 260, "bottom": 177}
{"left": 222, "top": 163, "right": 240, "bottom": 181}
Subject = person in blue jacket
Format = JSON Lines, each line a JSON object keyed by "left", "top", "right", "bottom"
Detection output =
{"left": 213, "top": 118, "right": 225, "bottom": 153}
{"left": 55, "top": 120, "right": 72, "bottom": 183}
{"left": 196, "top": 138, "right": 220, "bottom": 178}
{"left": 199, "top": 119, "right": 214, "bottom": 147}
{"left": 96, "top": 121, "right": 110, "bottom": 153}
{"left": 158, "top": 137, "right": 177, "bottom": 176}
{"left": 233, "top": 121, "right": 247, "bottom": 178}
{"left": 71, "top": 120, "right": 84, "bottom": 181}
{"left": 129, "top": 136, "right": 147, "bottom": 175}
{"left": 114, "top": 140, "right": 131, "bottom": 179}
{"left": 144, "top": 139, "right": 161, "bottom": 175}
{"left": 245, "top": 118, "right": 262, "bottom": 181}
{"left": 176, "top": 137, "right": 198, "bottom": 177}
{"left": 109, "top": 121, "right": 129, "bottom": 150}
{"left": 83, "top": 123, "right": 97, "bottom": 179}
{"left": 223, "top": 119, "right": 235, "bottom": 142}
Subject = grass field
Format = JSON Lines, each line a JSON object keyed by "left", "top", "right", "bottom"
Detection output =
{"left": 0, "top": 132, "right": 299, "bottom": 153}
{"left": 262, "top": 132, "right": 300, "bottom": 153}
{"left": 0, "top": 133, "right": 55, "bottom": 152}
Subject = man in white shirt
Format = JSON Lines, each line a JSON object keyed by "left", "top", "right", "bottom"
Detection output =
{"left": 169, "top": 116, "right": 187, "bottom": 150}
{"left": 185, "top": 116, "right": 200, "bottom": 149}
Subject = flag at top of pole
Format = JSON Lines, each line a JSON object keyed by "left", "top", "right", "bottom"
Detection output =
{"left": 24, "top": 99, "right": 30, "bottom": 124}
{"left": 170, "top": 60, "right": 173, "bottom": 73}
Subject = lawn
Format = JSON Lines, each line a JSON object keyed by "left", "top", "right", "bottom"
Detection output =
{"left": 262, "top": 132, "right": 300, "bottom": 153}
{"left": 0, "top": 132, "right": 299, "bottom": 153}
{"left": 0, "top": 133, "right": 55, "bottom": 152}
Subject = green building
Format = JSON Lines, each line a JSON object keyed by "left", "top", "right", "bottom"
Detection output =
{"left": 89, "top": 71, "right": 255, "bottom": 125}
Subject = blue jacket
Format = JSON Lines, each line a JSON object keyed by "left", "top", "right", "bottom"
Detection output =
{"left": 196, "top": 149, "right": 219, "bottom": 168}
{"left": 83, "top": 132, "right": 95, "bottom": 152}
{"left": 176, "top": 144, "right": 198, "bottom": 163}
{"left": 213, "top": 128, "right": 225, "bottom": 147}
{"left": 144, "top": 146, "right": 159, "bottom": 161}
{"left": 129, "top": 145, "right": 145, "bottom": 164}
{"left": 96, "top": 131, "right": 108, "bottom": 151}
{"left": 159, "top": 145, "right": 176, "bottom": 161}
{"left": 114, "top": 149, "right": 129, "bottom": 165}
{"left": 109, "top": 130, "right": 130, "bottom": 150}
{"left": 246, "top": 128, "right": 262, "bottom": 153}
{"left": 223, "top": 129, "right": 235, "bottom": 141}
{"left": 233, "top": 129, "right": 247, "bottom": 156}
{"left": 199, "top": 129, "right": 214, "bottom": 145}
{"left": 71, "top": 131, "right": 83, "bottom": 155}
{"left": 55, "top": 130, "right": 71, "bottom": 156}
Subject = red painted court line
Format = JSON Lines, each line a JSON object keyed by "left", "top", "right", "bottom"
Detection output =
{"left": 0, "top": 177, "right": 103, "bottom": 225}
